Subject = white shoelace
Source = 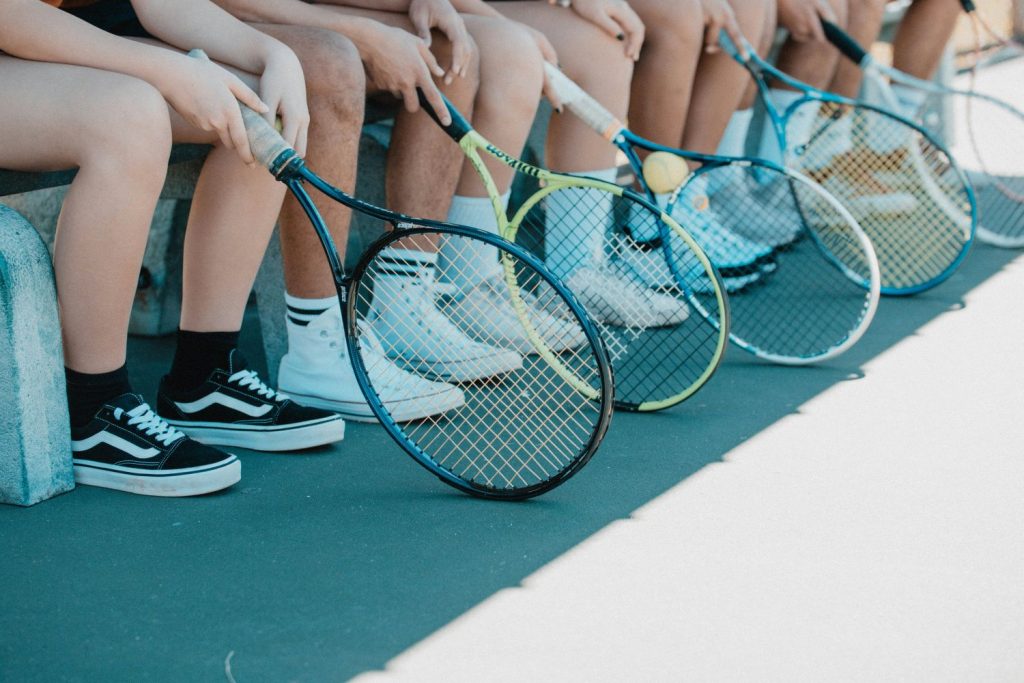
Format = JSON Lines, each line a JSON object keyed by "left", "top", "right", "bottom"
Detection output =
{"left": 228, "top": 369, "right": 287, "bottom": 402}
{"left": 113, "top": 404, "right": 185, "bottom": 447}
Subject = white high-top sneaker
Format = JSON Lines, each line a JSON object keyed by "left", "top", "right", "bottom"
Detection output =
{"left": 563, "top": 265, "right": 690, "bottom": 328}
{"left": 278, "top": 307, "right": 465, "bottom": 423}
{"left": 370, "top": 265, "right": 524, "bottom": 382}
{"left": 440, "top": 275, "right": 588, "bottom": 355}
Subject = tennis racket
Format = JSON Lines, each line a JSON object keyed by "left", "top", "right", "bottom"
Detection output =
{"left": 723, "top": 32, "right": 976, "bottom": 295}
{"left": 843, "top": 4, "right": 1024, "bottom": 248}
{"left": 188, "top": 50, "right": 613, "bottom": 500}
{"left": 419, "top": 93, "right": 729, "bottom": 412}
{"left": 542, "top": 64, "right": 880, "bottom": 365}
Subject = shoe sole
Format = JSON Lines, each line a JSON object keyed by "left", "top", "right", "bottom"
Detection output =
{"left": 391, "top": 354, "right": 524, "bottom": 383}
{"left": 164, "top": 416, "right": 345, "bottom": 451}
{"left": 73, "top": 457, "right": 241, "bottom": 497}
{"left": 281, "top": 388, "right": 466, "bottom": 424}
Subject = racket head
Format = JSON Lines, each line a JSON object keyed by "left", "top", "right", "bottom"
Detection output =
{"left": 663, "top": 159, "right": 880, "bottom": 363}
{"left": 781, "top": 96, "right": 975, "bottom": 294}
{"left": 502, "top": 170, "right": 729, "bottom": 411}
{"left": 343, "top": 224, "right": 614, "bottom": 500}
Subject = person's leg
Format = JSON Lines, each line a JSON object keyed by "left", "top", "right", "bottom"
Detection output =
{"left": 0, "top": 56, "right": 240, "bottom": 495}
{"left": 774, "top": 0, "right": 849, "bottom": 89}
{"left": 891, "top": 0, "right": 961, "bottom": 79}
{"left": 829, "top": 0, "right": 888, "bottom": 97}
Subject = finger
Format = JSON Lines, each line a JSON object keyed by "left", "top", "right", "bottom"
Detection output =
{"left": 226, "top": 110, "right": 255, "bottom": 165}
{"left": 724, "top": 15, "right": 747, "bottom": 57}
{"left": 295, "top": 122, "right": 309, "bottom": 157}
{"left": 816, "top": 0, "right": 837, "bottom": 22}
{"left": 808, "top": 6, "right": 826, "bottom": 41}
{"left": 281, "top": 111, "right": 300, "bottom": 149}
{"left": 401, "top": 86, "right": 420, "bottom": 114}
{"left": 261, "top": 95, "right": 281, "bottom": 125}
{"left": 590, "top": 10, "right": 626, "bottom": 42}
{"left": 421, "top": 78, "right": 452, "bottom": 126}
{"left": 450, "top": 32, "right": 473, "bottom": 83}
{"left": 418, "top": 42, "right": 446, "bottom": 79}
{"left": 704, "top": 16, "right": 724, "bottom": 53}
{"left": 410, "top": 7, "right": 433, "bottom": 46}
{"left": 543, "top": 72, "right": 563, "bottom": 112}
{"left": 228, "top": 75, "right": 269, "bottom": 114}
{"left": 610, "top": 7, "right": 646, "bottom": 60}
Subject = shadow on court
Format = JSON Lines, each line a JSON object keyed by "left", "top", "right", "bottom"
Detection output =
{"left": 0, "top": 242, "right": 1019, "bottom": 681}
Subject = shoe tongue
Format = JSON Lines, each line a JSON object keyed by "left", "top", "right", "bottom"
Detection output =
{"left": 227, "top": 349, "right": 248, "bottom": 374}
{"left": 107, "top": 392, "right": 146, "bottom": 411}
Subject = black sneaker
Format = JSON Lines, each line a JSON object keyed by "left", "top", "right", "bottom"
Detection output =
{"left": 71, "top": 393, "right": 241, "bottom": 497}
{"left": 157, "top": 350, "right": 345, "bottom": 451}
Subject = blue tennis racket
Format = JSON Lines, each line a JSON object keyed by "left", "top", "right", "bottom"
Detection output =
{"left": 823, "top": 15, "right": 1024, "bottom": 248}
{"left": 722, "top": 32, "right": 976, "bottom": 295}
{"left": 542, "top": 64, "right": 880, "bottom": 365}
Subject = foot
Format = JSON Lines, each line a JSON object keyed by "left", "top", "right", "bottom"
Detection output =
{"left": 718, "top": 173, "right": 805, "bottom": 249}
{"left": 563, "top": 265, "right": 690, "bottom": 328}
{"left": 72, "top": 393, "right": 240, "bottom": 497}
{"left": 667, "top": 194, "right": 775, "bottom": 275}
{"left": 278, "top": 308, "right": 466, "bottom": 423}
{"left": 157, "top": 350, "right": 345, "bottom": 451}
{"left": 439, "top": 275, "right": 588, "bottom": 355}
{"left": 817, "top": 174, "right": 919, "bottom": 217}
{"left": 370, "top": 272, "right": 523, "bottom": 382}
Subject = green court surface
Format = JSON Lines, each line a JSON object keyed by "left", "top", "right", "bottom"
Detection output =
{"left": 2, "top": 236, "right": 1022, "bottom": 681}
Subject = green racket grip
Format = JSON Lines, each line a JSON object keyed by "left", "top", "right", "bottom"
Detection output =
{"left": 186, "top": 49, "right": 295, "bottom": 171}
{"left": 542, "top": 63, "right": 623, "bottom": 140}
{"left": 820, "top": 20, "right": 870, "bottom": 66}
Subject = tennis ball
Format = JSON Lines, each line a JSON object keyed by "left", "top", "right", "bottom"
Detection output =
{"left": 642, "top": 152, "right": 690, "bottom": 194}
{"left": 274, "top": 117, "right": 284, "bottom": 133}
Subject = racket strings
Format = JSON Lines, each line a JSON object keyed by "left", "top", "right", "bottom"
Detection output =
{"left": 509, "top": 180, "right": 726, "bottom": 407}
{"left": 352, "top": 230, "right": 605, "bottom": 494}
{"left": 788, "top": 100, "right": 972, "bottom": 290}
{"left": 680, "top": 164, "right": 876, "bottom": 360}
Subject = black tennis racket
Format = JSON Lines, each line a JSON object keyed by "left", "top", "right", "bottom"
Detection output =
{"left": 189, "top": 51, "right": 613, "bottom": 500}
{"left": 723, "top": 32, "right": 976, "bottom": 295}
{"left": 542, "top": 64, "right": 881, "bottom": 365}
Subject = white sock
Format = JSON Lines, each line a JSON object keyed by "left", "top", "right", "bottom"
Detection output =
{"left": 758, "top": 89, "right": 811, "bottom": 164}
{"left": 438, "top": 192, "right": 509, "bottom": 291}
{"left": 284, "top": 292, "right": 337, "bottom": 328}
{"left": 716, "top": 109, "right": 754, "bottom": 158}
{"left": 890, "top": 83, "right": 927, "bottom": 120}
{"left": 544, "top": 168, "right": 618, "bottom": 280}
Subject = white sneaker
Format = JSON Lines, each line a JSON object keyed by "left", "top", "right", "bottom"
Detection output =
{"left": 440, "top": 275, "right": 587, "bottom": 355}
{"left": 278, "top": 307, "right": 465, "bottom": 423}
{"left": 370, "top": 271, "right": 524, "bottom": 382}
{"left": 820, "top": 176, "right": 919, "bottom": 217}
{"left": 564, "top": 265, "right": 690, "bottom": 328}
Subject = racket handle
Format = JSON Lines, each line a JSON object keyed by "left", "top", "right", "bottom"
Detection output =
{"left": 717, "top": 31, "right": 753, "bottom": 62}
{"left": 186, "top": 49, "right": 295, "bottom": 171}
{"left": 959, "top": 0, "right": 975, "bottom": 12}
{"left": 820, "top": 20, "right": 869, "bottom": 66}
{"left": 542, "top": 63, "right": 623, "bottom": 140}
{"left": 415, "top": 89, "right": 473, "bottom": 141}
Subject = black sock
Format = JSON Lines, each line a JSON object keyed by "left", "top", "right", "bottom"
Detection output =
{"left": 165, "top": 329, "right": 240, "bottom": 392}
{"left": 65, "top": 365, "right": 133, "bottom": 429}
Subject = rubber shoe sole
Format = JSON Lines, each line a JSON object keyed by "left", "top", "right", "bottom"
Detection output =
{"left": 281, "top": 386, "right": 466, "bottom": 424}
{"left": 73, "top": 456, "right": 241, "bottom": 497}
{"left": 164, "top": 415, "right": 345, "bottom": 451}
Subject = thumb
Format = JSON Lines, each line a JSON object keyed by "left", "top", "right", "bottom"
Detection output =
{"left": 228, "top": 76, "right": 269, "bottom": 115}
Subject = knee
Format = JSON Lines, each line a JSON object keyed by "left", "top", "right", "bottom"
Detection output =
{"left": 471, "top": 19, "right": 542, "bottom": 114}
{"left": 83, "top": 77, "right": 171, "bottom": 179}
{"left": 430, "top": 24, "right": 482, "bottom": 104}
{"left": 298, "top": 29, "right": 367, "bottom": 126}
{"left": 635, "top": 0, "right": 704, "bottom": 47}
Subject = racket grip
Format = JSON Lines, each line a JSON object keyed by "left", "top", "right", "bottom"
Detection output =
{"left": 542, "top": 63, "right": 622, "bottom": 140}
{"left": 959, "top": 0, "right": 975, "bottom": 12}
{"left": 415, "top": 89, "right": 473, "bottom": 141}
{"left": 186, "top": 49, "right": 295, "bottom": 171}
{"left": 821, "top": 20, "right": 869, "bottom": 65}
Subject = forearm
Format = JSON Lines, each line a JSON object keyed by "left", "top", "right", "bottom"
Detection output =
{"left": 0, "top": 0, "right": 186, "bottom": 85}
{"left": 316, "top": 0, "right": 411, "bottom": 11}
{"left": 216, "top": 0, "right": 390, "bottom": 55}
{"left": 133, "top": 0, "right": 291, "bottom": 72}
{"left": 449, "top": 0, "right": 505, "bottom": 18}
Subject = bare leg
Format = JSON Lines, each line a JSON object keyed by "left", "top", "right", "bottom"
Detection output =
{"left": 829, "top": 0, "right": 887, "bottom": 97}
{"left": 495, "top": 1, "right": 634, "bottom": 174}
{"left": 775, "top": 0, "right": 849, "bottom": 89}
{"left": 0, "top": 58, "right": 171, "bottom": 373}
{"left": 891, "top": 0, "right": 960, "bottom": 79}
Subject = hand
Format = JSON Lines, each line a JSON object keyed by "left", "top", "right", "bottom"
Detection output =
{"left": 698, "top": 0, "right": 745, "bottom": 56}
{"left": 159, "top": 54, "right": 269, "bottom": 165}
{"left": 570, "top": 0, "right": 645, "bottom": 61}
{"left": 358, "top": 23, "right": 453, "bottom": 125}
{"left": 777, "top": 0, "right": 836, "bottom": 43}
{"left": 258, "top": 47, "right": 310, "bottom": 156}
{"left": 408, "top": 0, "right": 473, "bottom": 84}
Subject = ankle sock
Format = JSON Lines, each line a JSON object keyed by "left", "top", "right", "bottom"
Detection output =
{"left": 544, "top": 167, "right": 618, "bottom": 279}
{"left": 65, "top": 365, "right": 132, "bottom": 429}
{"left": 165, "top": 329, "right": 240, "bottom": 392}
{"left": 285, "top": 292, "right": 336, "bottom": 327}
{"left": 716, "top": 108, "right": 754, "bottom": 158}
{"left": 439, "top": 192, "right": 510, "bottom": 291}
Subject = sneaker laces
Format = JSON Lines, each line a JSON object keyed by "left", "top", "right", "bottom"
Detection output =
{"left": 115, "top": 404, "right": 186, "bottom": 447}
{"left": 406, "top": 280, "right": 480, "bottom": 349}
{"left": 228, "top": 369, "right": 287, "bottom": 402}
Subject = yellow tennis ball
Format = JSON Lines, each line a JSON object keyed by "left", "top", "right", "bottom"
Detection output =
{"left": 642, "top": 152, "right": 690, "bottom": 194}
{"left": 275, "top": 117, "right": 284, "bottom": 133}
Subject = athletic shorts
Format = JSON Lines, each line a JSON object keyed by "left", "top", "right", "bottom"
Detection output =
{"left": 65, "top": 0, "right": 151, "bottom": 38}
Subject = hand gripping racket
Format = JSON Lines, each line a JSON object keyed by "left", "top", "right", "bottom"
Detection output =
{"left": 542, "top": 63, "right": 881, "bottom": 365}
{"left": 827, "top": 9, "right": 1024, "bottom": 248}
{"left": 188, "top": 50, "right": 613, "bottom": 500}
{"left": 418, "top": 93, "right": 729, "bottom": 412}
{"left": 722, "top": 32, "right": 976, "bottom": 295}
